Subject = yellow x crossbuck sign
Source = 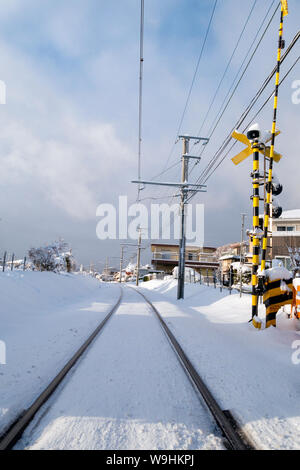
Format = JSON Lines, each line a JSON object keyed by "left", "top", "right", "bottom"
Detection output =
{"left": 231, "top": 130, "right": 283, "bottom": 166}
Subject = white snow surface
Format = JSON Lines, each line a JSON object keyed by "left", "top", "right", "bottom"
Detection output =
{"left": 16, "top": 288, "right": 223, "bottom": 450}
{"left": 280, "top": 209, "right": 300, "bottom": 220}
{"left": 265, "top": 266, "right": 293, "bottom": 281}
{"left": 138, "top": 280, "right": 300, "bottom": 450}
{"left": 2, "top": 274, "right": 300, "bottom": 450}
{"left": 0, "top": 271, "right": 120, "bottom": 434}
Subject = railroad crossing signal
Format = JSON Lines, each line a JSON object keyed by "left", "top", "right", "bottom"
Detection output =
{"left": 281, "top": 0, "right": 288, "bottom": 17}
{"left": 231, "top": 129, "right": 282, "bottom": 166}
{"left": 231, "top": 123, "right": 284, "bottom": 324}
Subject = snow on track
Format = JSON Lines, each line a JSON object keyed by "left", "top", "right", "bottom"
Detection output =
{"left": 15, "top": 288, "right": 224, "bottom": 450}
{"left": 0, "top": 273, "right": 121, "bottom": 434}
{"left": 139, "top": 280, "right": 300, "bottom": 450}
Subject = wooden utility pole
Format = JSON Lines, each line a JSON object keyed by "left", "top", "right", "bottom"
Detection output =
{"left": 132, "top": 135, "right": 208, "bottom": 300}
{"left": 136, "top": 227, "right": 142, "bottom": 287}
{"left": 177, "top": 137, "right": 189, "bottom": 300}
{"left": 119, "top": 246, "right": 124, "bottom": 283}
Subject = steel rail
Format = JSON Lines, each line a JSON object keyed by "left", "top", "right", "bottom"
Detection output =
{"left": 132, "top": 287, "right": 254, "bottom": 451}
{"left": 0, "top": 287, "right": 123, "bottom": 451}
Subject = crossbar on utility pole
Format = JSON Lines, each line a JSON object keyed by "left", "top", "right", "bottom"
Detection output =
{"left": 132, "top": 134, "right": 208, "bottom": 300}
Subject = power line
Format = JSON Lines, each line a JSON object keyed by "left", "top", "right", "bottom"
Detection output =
{"left": 188, "top": 0, "right": 279, "bottom": 181}
{"left": 198, "top": 2, "right": 280, "bottom": 159}
{"left": 159, "top": 0, "right": 218, "bottom": 174}
{"left": 195, "top": 0, "right": 258, "bottom": 139}
{"left": 187, "top": 6, "right": 294, "bottom": 196}
{"left": 149, "top": 160, "right": 181, "bottom": 182}
{"left": 201, "top": 53, "right": 300, "bottom": 185}
{"left": 194, "top": 31, "right": 300, "bottom": 188}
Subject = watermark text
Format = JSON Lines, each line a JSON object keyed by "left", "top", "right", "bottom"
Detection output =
{"left": 96, "top": 197, "right": 204, "bottom": 245}
{"left": 0, "top": 340, "right": 6, "bottom": 365}
{"left": 292, "top": 80, "right": 300, "bottom": 105}
{"left": 291, "top": 340, "right": 300, "bottom": 365}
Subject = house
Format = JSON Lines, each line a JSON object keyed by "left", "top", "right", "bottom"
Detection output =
{"left": 272, "top": 210, "right": 300, "bottom": 266}
{"left": 151, "top": 243, "right": 219, "bottom": 278}
{"left": 247, "top": 209, "right": 300, "bottom": 269}
{"left": 217, "top": 242, "right": 252, "bottom": 278}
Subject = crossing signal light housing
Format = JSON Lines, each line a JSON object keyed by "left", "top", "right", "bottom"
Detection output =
{"left": 273, "top": 205, "right": 283, "bottom": 219}
{"left": 272, "top": 182, "right": 283, "bottom": 196}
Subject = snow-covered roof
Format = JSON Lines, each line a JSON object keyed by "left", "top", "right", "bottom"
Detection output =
{"left": 279, "top": 209, "right": 300, "bottom": 220}
{"left": 219, "top": 254, "right": 240, "bottom": 261}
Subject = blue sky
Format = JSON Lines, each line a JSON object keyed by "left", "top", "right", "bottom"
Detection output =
{"left": 0, "top": 0, "right": 299, "bottom": 268}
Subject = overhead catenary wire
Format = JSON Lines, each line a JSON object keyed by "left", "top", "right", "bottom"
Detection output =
{"left": 143, "top": 1, "right": 218, "bottom": 205}
{"left": 188, "top": 0, "right": 279, "bottom": 181}
{"left": 187, "top": 28, "right": 300, "bottom": 200}
{"left": 196, "top": 0, "right": 276, "bottom": 143}
{"left": 196, "top": 2, "right": 280, "bottom": 162}
{"left": 201, "top": 53, "right": 300, "bottom": 185}
{"left": 159, "top": 0, "right": 218, "bottom": 175}
{"left": 195, "top": 0, "right": 258, "bottom": 139}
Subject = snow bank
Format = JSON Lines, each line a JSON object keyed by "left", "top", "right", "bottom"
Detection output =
{"left": 140, "top": 279, "right": 300, "bottom": 449}
{"left": 0, "top": 272, "right": 120, "bottom": 434}
{"left": 265, "top": 266, "right": 293, "bottom": 281}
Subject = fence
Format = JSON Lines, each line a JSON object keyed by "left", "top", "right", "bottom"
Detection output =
{"left": 0, "top": 252, "right": 27, "bottom": 272}
{"left": 183, "top": 268, "right": 251, "bottom": 296}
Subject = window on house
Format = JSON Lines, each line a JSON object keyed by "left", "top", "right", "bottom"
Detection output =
{"left": 277, "top": 226, "right": 295, "bottom": 232}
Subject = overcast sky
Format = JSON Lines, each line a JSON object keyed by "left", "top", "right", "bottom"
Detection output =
{"left": 0, "top": 0, "right": 299, "bottom": 269}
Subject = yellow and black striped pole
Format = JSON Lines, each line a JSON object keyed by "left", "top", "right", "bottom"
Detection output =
{"left": 252, "top": 144, "right": 260, "bottom": 321}
{"left": 261, "top": 5, "right": 287, "bottom": 272}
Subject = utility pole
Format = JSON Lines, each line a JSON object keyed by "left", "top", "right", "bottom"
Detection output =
{"left": 132, "top": 134, "right": 209, "bottom": 300}
{"left": 239, "top": 214, "right": 246, "bottom": 298}
{"left": 119, "top": 246, "right": 124, "bottom": 283}
{"left": 119, "top": 243, "right": 139, "bottom": 284}
{"left": 177, "top": 136, "right": 189, "bottom": 300}
{"left": 136, "top": 227, "right": 142, "bottom": 287}
{"left": 137, "top": 0, "right": 144, "bottom": 203}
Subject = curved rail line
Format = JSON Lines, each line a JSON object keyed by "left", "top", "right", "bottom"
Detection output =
{"left": 0, "top": 287, "right": 123, "bottom": 451}
{"left": 131, "top": 287, "right": 255, "bottom": 451}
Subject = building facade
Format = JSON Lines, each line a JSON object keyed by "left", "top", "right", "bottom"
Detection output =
{"left": 272, "top": 210, "right": 300, "bottom": 262}
{"left": 151, "top": 243, "right": 219, "bottom": 277}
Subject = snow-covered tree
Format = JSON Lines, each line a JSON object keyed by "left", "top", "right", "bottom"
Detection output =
{"left": 28, "top": 239, "right": 75, "bottom": 272}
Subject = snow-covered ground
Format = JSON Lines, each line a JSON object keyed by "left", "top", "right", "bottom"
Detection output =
{"left": 2, "top": 274, "right": 299, "bottom": 450}
{"left": 15, "top": 288, "right": 224, "bottom": 450}
{"left": 139, "top": 279, "right": 300, "bottom": 450}
{"left": 0, "top": 271, "right": 120, "bottom": 434}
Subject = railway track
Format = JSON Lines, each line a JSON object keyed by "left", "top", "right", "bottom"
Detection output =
{"left": 0, "top": 287, "right": 123, "bottom": 451}
{"left": 0, "top": 285, "right": 254, "bottom": 451}
{"left": 130, "top": 287, "right": 254, "bottom": 451}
